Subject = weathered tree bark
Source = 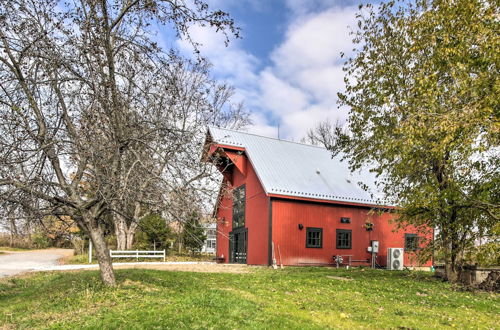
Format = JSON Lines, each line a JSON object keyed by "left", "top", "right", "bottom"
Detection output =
{"left": 444, "top": 248, "right": 459, "bottom": 283}
{"left": 441, "top": 225, "right": 462, "bottom": 283}
{"left": 114, "top": 215, "right": 127, "bottom": 250}
{"left": 125, "top": 202, "right": 141, "bottom": 250}
{"left": 113, "top": 209, "right": 140, "bottom": 250}
{"left": 88, "top": 224, "right": 116, "bottom": 287}
{"left": 126, "top": 225, "right": 137, "bottom": 250}
{"left": 9, "top": 216, "right": 17, "bottom": 247}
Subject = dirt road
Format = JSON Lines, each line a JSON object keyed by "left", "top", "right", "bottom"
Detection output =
{"left": 0, "top": 249, "right": 73, "bottom": 278}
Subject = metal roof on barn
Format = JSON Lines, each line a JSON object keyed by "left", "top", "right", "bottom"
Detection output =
{"left": 208, "top": 126, "right": 389, "bottom": 207}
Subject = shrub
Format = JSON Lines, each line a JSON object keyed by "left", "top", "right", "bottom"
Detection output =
{"left": 464, "top": 242, "right": 500, "bottom": 267}
{"left": 32, "top": 232, "right": 50, "bottom": 249}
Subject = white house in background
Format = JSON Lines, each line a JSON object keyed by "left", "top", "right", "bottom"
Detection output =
{"left": 201, "top": 223, "right": 217, "bottom": 254}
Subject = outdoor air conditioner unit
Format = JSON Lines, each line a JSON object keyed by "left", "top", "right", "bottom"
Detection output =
{"left": 387, "top": 248, "right": 404, "bottom": 270}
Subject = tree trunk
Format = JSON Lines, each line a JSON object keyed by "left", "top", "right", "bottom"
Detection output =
{"left": 178, "top": 232, "right": 183, "bottom": 254}
{"left": 125, "top": 229, "right": 135, "bottom": 250}
{"left": 9, "top": 218, "right": 15, "bottom": 247}
{"left": 88, "top": 226, "right": 116, "bottom": 287}
{"left": 115, "top": 219, "right": 137, "bottom": 250}
{"left": 115, "top": 208, "right": 140, "bottom": 250}
{"left": 125, "top": 202, "right": 142, "bottom": 250}
{"left": 114, "top": 214, "right": 127, "bottom": 250}
{"left": 443, "top": 234, "right": 460, "bottom": 283}
{"left": 445, "top": 263, "right": 459, "bottom": 283}
{"left": 125, "top": 215, "right": 139, "bottom": 250}
{"left": 444, "top": 244, "right": 460, "bottom": 283}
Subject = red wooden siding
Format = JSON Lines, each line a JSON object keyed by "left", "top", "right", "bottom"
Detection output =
{"left": 244, "top": 160, "right": 269, "bottom": 265}
{"left": 213, "top": 145, "right": 432, "bottom": 268}
{"left": 215, "top": 152, "right": 269, "bottom": 265}
{"left": 271, "top": 199, "right": 432, "bottom": 267}
{"left": 215, "top": 182, "right": 232, "bottom": 262}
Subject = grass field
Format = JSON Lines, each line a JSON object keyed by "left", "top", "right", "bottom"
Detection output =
{"left": 0, "top": 267, "right": 498, "bottom": 329}
{"left": 0, "top": 246, "right": 32, "bottom": 251}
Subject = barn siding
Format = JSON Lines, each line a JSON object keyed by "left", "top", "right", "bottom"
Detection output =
{"left": 244, "top": 161, "right": 269, "bottom": 265}
{"left": 271, "top": 199, "right": 432, "bottom": 267}
{"left": 215, "top": 179, "right": 231, "bottom": 263}
{"left": 215, "top": 153, "right": 269, "bottom": 265}
{"left": 215, "top": 150, "right": 432, "bottom": 267}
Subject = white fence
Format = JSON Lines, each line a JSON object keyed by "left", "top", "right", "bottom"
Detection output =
{"left": 109, "top": 250, "right": 166, "bottom": 261}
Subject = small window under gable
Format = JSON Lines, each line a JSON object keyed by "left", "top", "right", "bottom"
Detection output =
{"left": 340, "top": 217, "right": 351, "bottom": 224}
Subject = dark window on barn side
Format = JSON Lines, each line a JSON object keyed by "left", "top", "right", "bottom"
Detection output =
{"left": 405, "top": 234, "right": 419, "bottom": 251}
{"left": 336, "top": 229, "right": 352, "bottom": 249}
{"left": 306, "top": 228, "right": 322, "bottom": 248}
{"left": 340, "top": 217, "right": 351, "bottom": 223}
{"left": 232, "top": 185, "right": 246, "bottom": 228}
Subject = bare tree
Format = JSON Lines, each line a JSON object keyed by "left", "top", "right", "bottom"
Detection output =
{"left": 0, "top": 0, "right": 240, "bottom": 286}
{"left": 306, "top": 119, "right": 348, "bottom": 152}
{"left": 109, "top": 59, "right": 249, "bottom": 250}
{"left": 0, "top": 199, "right": 37, "bottom": 246}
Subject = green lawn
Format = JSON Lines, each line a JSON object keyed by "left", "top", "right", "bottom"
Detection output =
{"left": 0, "top": 246, "right": 32, "bottom": 251}
{"left": 0, "top": 268, "right": 498, "bottom": 329}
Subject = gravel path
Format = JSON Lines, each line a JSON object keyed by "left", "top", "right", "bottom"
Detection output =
{"left": 33, "top": 262, "right": 250, "bottom": 274}
{"left": 0, "top": 249, "right": 249, "bottom": 277}
{"left": 0, "top": 249, "right": 73, "bottom": 278}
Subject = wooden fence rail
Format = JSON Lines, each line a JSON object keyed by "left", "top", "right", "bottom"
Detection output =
{"left": 109, "top": 250, "right": 166, "bottom": 262}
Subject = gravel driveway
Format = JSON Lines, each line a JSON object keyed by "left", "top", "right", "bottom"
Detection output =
{"left": 0, "top": 250, "right": 248, "bottom": 277}
{"left": 0, "top": 249, "right": 73, "bottom": 278}
{"left": 23, "top": 261, "right": 250, "bottom": 275}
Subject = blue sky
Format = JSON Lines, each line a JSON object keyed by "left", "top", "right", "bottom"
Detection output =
{"left": 171, "top": 0, "right": 366, "bottom": 140}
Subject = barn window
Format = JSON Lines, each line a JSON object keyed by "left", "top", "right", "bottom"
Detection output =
{"left": 232, "top": 185, "right": 246, "bottom": 228}
{"left": 405, "top": 234, "right": 419, "bottom": 251}
{"left": 306, "top": 227, "right": 322, "bottom": 248}
{"left": 336, "top": 229, "right": 352, "bottom": 249}
{"left": 340, "top": 217, "right": 351, "bottom": 223}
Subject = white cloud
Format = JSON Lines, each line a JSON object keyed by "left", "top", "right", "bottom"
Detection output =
{"left": 247, "top": 112, "right": 278, "bottom": 138}
{"left": 253, "top": 5, "right": 357, "bottom": 139}
{"left": 280, "top": 106, "right": 331, "bottom": 139}
{"left": 272, "top": 8, "right": 355, "bottom": 73}
{"left": 176, "top": 25, "right": 260, "bottom": 87}
{"left": 175, "top": 3, "right": 359, "bottom": 141}
{"left": 284, "top": 0, "right": 356, "bottom": 17}
{"left": 258, "top": 69, "right": 310, "bottom": 116}
{"left": 294, "top": 65, "right": 345, "bottom": 104}
{"left": 269, "top": 6, "right": 357, "bottom": 109}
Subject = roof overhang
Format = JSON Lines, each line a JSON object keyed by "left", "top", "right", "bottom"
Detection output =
{"left": 202, "top": 129, "right": 245, "bottom": 161}
{"left": 268, "top": 193, "right": 395, "bottom": 210}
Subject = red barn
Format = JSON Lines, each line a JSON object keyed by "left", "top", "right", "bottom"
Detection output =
{"left": 204, "top": 127, "right": 432, "bottom": 268}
